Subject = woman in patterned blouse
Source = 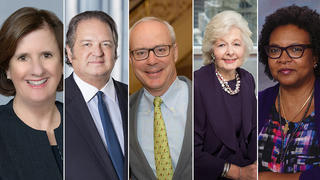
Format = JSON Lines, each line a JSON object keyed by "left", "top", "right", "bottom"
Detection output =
{"left": 258, "top": 5, "right": 320, "bottom": 180}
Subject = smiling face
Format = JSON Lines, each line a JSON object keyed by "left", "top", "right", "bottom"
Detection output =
{"left": 7, "top": 26, "right": 62, "bottom": 104}
{"left": 213, "top": 26, "right": 246, "bottom": 79}
{"left": 268, "top": 24, "right": 316, "bottom": 87}
{"left": 130, "top": 20, "right": 178, "bottom": 96}
{"left": 67, "top": 18, "right": 116, "bottom": 89}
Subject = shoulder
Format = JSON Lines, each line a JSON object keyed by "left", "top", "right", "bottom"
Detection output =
{"left": 55, "top": 101, "right": 63, "bottom": 114}
{"left": 113, "top": 79, "right": 128, "bottom": 91}
{"left": 194, "top": 64, "right": 213, "bottom": 78}
{"left": 130, "top": 89, "right": 143, "bottom": 107}
{"left": 258, "top": 84, "right": 279, "bottom": 100}
{"left": 0, "top": 103, "right": 12, "bottom": 119}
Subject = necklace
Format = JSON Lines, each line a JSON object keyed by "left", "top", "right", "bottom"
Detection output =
{"left": 215, "top": 69, "right": 240, "bottom": 95}
{"left": 277, "top": 88, "right": 314, "bottom": 162}
{"left": 279, "top": 88, "right": 314, "bottom": 134}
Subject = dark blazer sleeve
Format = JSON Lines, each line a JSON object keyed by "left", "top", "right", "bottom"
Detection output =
{"left": 194, "top": 67, "right": 226, "bottom": 180}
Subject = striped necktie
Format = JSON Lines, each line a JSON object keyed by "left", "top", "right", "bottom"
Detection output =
{"left": 153, "top": 96, "right": 173, "bottom": 180}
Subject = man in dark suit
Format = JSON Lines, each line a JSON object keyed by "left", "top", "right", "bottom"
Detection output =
{"left": 129, "top": 17, "right": 192, "bottom": 180}
{"left": 65, "top": 11, "right": 127, "bottom": 180}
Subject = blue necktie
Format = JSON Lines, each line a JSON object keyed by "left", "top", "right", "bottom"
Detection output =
{"left": 97, "top": 91, "right": 123, "bottom": 180}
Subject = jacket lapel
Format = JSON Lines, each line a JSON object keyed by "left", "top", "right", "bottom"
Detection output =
{"left": 130, "top": 89, "right": 157, "bottom": 180}
{"left": 66, "top": 75, "right": 118, "bottom": 179}
{"left": 173, "top": 76, "right": 192, "bottom": 179}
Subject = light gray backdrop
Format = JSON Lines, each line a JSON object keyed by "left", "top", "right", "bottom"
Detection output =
{"left": 0, "top": 0, "right": 63, "bottom": 104}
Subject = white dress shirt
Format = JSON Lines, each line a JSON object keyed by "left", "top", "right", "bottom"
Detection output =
{"left": 137, "top": 77, "right": 188, "bottom": 175}
{"left": 73, "top": 73, "right": 124, "bottom": 154}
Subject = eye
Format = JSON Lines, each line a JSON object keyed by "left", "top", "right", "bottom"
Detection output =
{"left": 217, "top": 43, "right": 225, "bottom": 47}
{"left": 18, "top": 56, "right": 26, "bottom": 61}
{"left": 234, "top": 43, "right": 241, "bottom": 46}
{"left": 43, "top": 52, "right": 53, "bottom": 58}
{"left": 134, "top": 50, "right": 147, "bottom": 56}
{"left": 291, "top": 46, "right": 303, "bottom": 52}
{"left": 269, "top": 47, "right": 280, "bottom": 54}
{"left": 82, "top": 42, "right": 91, "bottom": 47}
{"left": 102, "top": 41, "right": 113, "bottom": 47}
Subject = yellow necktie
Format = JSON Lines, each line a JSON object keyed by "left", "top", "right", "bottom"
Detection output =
{"left": 153, "top": 96, "right": 173, "bottom": 180}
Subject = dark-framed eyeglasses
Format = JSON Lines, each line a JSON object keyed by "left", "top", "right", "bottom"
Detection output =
{"left": 264, "top": 44, "right": 312, "bottom": 59}
{"left": 130, "top": 44, "right": 173, "bottom": 61}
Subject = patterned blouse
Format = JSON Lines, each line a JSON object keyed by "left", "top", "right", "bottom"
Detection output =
{"left": 258, "top": 105, "right": 320, "bottom": 173}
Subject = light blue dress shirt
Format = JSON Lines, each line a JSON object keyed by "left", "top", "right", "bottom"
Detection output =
{"left": 73, "top": 73, "right": 124, "bottom": 154}
{"left": 137, "top": 77, "right": 188, "bottom": 175}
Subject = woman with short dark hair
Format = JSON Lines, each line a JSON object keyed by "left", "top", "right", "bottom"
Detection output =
{"left": 258, "top": 5, "right": 320, "bottom": 180}
{"left": 0, "top": 7, "right": 63, "bottom": 179}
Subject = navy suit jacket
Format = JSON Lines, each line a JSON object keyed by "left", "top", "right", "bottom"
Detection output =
{"left": 194, "top": 64, "right": 257, "bottom": 180}
{"left": 65, "top": 74, "right": 128, "bottom": 180}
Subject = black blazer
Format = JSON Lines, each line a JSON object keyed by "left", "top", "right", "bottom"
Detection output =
{"left": 0, "top": 100, "right": 63, "bottom": 180}
{"left": 65, "top": 74, "right": 128, "bottom": 180}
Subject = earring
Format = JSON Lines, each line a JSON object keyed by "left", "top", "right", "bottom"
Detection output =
{"left": 314, "top": 63, "right": 318, "bottom": 69}
{"left": 211, "top": 53, "right": 215, "bottom": 62}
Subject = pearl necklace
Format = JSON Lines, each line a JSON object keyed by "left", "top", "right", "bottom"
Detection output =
{"left": 215, "top": 69, "right": 240, "bottom": 95}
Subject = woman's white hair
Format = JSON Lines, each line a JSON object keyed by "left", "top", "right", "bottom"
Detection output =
{"left": 202, "top": 10, "right": 253, "bottom": 65}
{"left": 130, "top": 16, "right": 176, "bottom": 44}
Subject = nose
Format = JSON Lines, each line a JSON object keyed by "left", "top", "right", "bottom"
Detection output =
{"left": 93, "top": 44, "right": 104, "bottom": 57}
{"left": 146, "top": 50, "right": 157, "bottom": 65}
{"left": 277, "top": 50, "right": 292, "bottom": 64}
{"left": 226, "top": 45, "right": 234, "bottom": 56}
{"left": 31, "top": 58, "right": 45, "bottom": 76}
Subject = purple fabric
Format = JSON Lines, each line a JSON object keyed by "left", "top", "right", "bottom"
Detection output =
{"left": 194, "top": 64, "right": 257, "bottom": 180}
{"left": 258, "top": 78, "right": 320, "bottom": 180}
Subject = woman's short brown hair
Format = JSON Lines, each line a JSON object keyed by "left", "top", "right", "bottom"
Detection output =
{"left": 0, "top": 7, "right": 63, "bottom": 96}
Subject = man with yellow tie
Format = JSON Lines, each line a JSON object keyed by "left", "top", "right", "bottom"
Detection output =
{"left": 129, "top": 17, "right": 192, "bottom": 180}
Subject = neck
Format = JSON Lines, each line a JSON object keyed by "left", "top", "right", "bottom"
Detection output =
{"left": 148, "top": 74, "right": 177, "bottom": 97}
{"left": 76, "top": 72, "right": 110, "bottom": 90}
{"left": 280, "top": 76, "right": 315, "bottom": 98}
{"left": 215, "top": 66, "right": 236, "bottom": 81}
{"left": 13, "top": 95, "right": 60, "bottom": 131}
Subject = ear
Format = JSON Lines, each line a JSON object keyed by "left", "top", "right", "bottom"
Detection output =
{"left": 66, "top": 45, "right": 73, "bottom": 63}
{"left": 173, "top": 43, "right": 178, "bottom": 63}
{"left": 6, "top": 69, "right": 11, "bottom": 80}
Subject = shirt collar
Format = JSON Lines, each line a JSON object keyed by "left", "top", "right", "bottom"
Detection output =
{"left": 73, "top": 73, "right": 116, "bottom": 103}
{"left": 143, "top": 77, "right": 180, "bottom": 111}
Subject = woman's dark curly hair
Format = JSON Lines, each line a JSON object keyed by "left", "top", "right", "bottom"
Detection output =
{"left": 259, "top": 5, "right": 320, "bottom": 80}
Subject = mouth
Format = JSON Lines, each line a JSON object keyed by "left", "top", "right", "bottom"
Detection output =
{"left": 278, "top": 68, "right": 294, "bottom": 75}
{"left": 26, "top": 78, "right": 48, "bottom": 88}
{"left": 223, "top": 58, "right": 237, "bottom": 64}
{"left": 145, "top": 68, "right": 163, "bottom": 78}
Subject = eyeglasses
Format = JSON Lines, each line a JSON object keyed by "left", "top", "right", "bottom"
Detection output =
{"left": 264, "top": 44, "right": 312, "bottom": 59}
{"left": 130, "top": 44, "right": 173, "bottom": 61}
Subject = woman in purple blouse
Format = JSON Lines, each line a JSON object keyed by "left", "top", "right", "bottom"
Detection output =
{"left": 258, "top": 5, "right": 320, "bottom": 180}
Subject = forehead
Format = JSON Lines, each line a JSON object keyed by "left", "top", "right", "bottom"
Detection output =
{"left": 75, "top": 18, "right": 113, "bottom": 41}
{"left": 215, "top": 27, "right": 242, "bottom": 42}
{"left": 15, "top": 26, "right": 57, "bottom": 52}
{"left": 130, "top": 20, "right": 172, "bottom": 49}
{"left": 269, "top": 24, "right": 310, "bottom": 45}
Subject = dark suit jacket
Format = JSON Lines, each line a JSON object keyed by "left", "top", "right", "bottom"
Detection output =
{"left": 194, "top": 64, "right": 257, "bottom": 180}
{"left": 65, "top": 74, "right": 128, "bottom": 180}
{"left": 129, "top": 76, "right": 192, "bottom": 180}
{"left": 258, "top": 77, "right": 320, "bottom": 180}
{"left": 0, "top": 100, "right": 63, "bottom": 180}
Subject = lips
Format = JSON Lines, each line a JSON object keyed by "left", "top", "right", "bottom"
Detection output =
{"left": 223, "top": 58, "right": 237, "bottom": 64}
{"left": 278, "top": 68, "right": 294, "bottom": 75}
{"left": 145, "top": 68, "right": 163, "bottom": 78}
{"left": 26, "top": 78, "right": 48, "bottom": 88}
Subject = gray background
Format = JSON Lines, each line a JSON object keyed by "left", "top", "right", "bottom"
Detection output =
{"left": 0, "top": 0, "right": 63, "bottom": 104}
{"left": 258, "top": 0, "right": 320, "bottom": 91}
